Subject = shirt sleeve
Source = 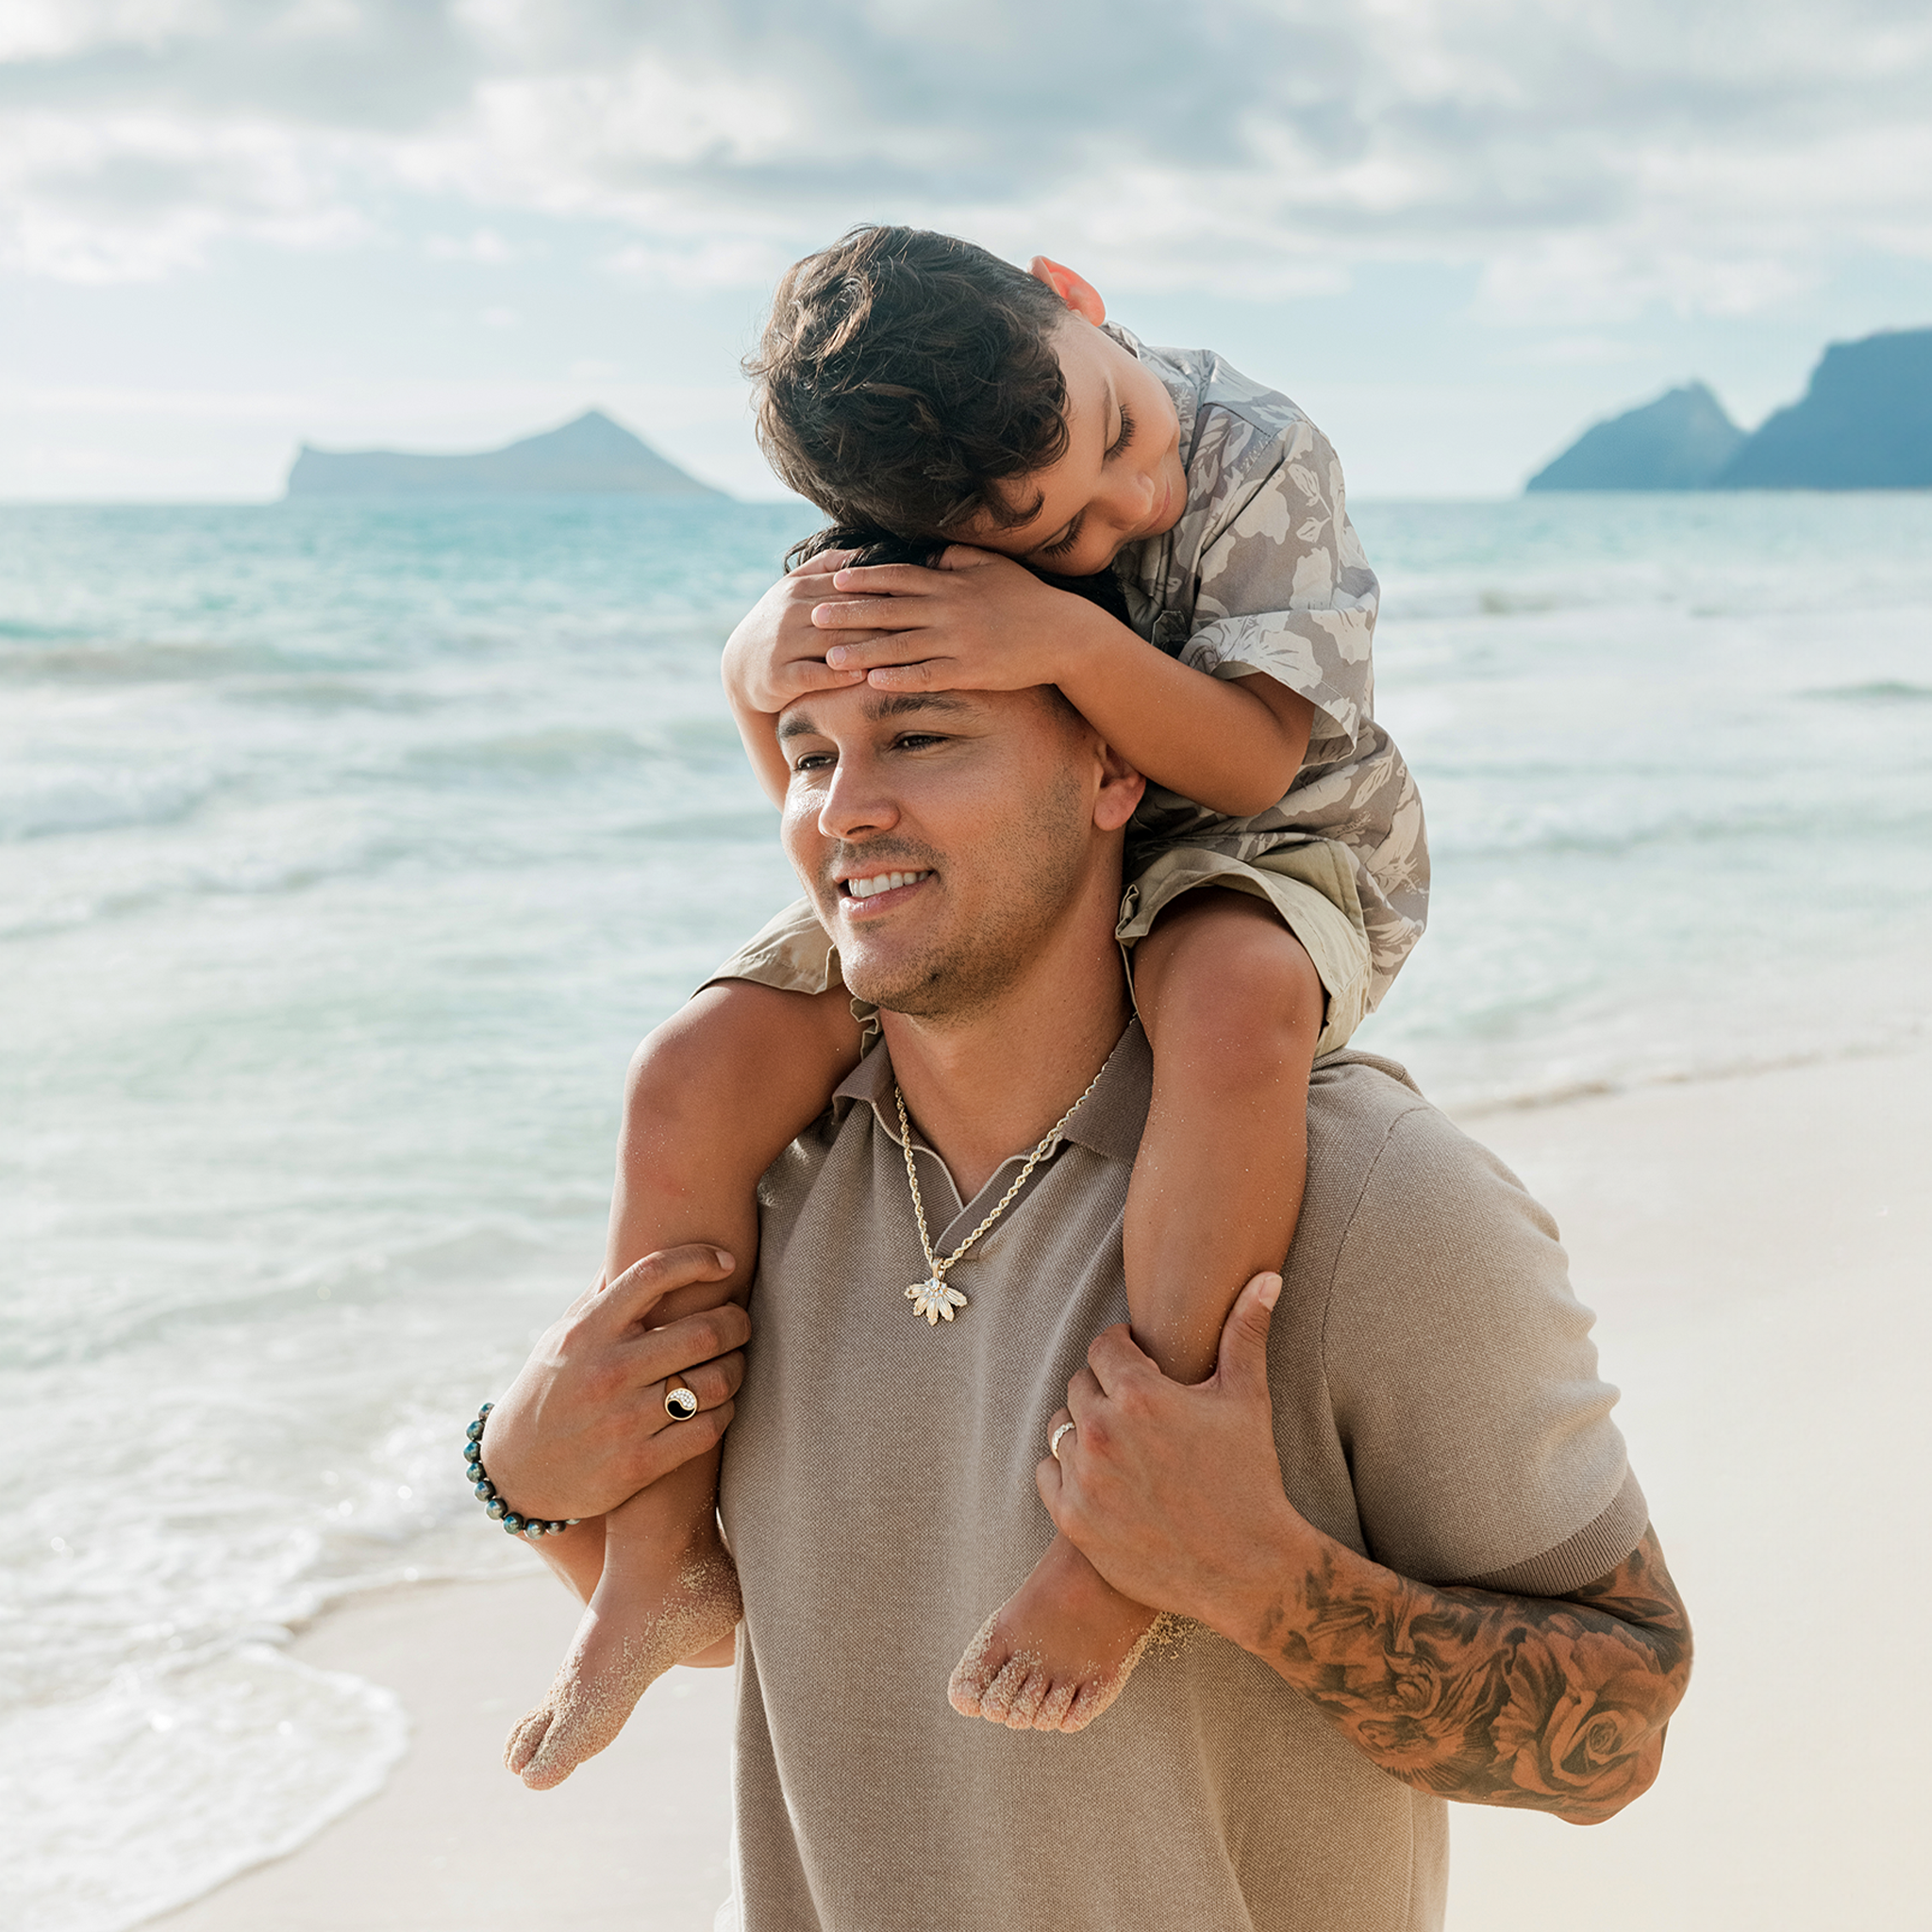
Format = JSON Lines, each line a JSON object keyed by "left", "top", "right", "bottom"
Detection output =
{"left": 1180, "top": 413, "right": 1379, "bottom": 752}
{"left": 1319, "top": 1101, "right": 1648, "bottom": 1594}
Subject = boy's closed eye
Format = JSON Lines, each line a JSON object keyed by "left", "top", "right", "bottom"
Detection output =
{"left": 1038, "top": 402, "right": 1137, "bottom": 562}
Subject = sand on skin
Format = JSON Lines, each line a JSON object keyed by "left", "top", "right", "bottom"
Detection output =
{"left": 148, "top": 1046, "right": 1928, "bottom": 1931}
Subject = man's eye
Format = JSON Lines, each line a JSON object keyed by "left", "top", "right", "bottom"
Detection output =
{"left": 893, "top": 733, "right": 946, "bottom": 750}
{"left": 791, "top": 751, "right": 833, "bottom": 773}
{"left": 1105, "top": 401, "right": 1136, "bottom": 460}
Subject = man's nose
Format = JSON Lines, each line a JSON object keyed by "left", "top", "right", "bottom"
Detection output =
{"left": 817, "top": 756, "right": 899, "bottom": 840}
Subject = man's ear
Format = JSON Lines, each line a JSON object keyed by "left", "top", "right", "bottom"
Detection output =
{"left": 1091, "top": 741, "right": 1145, "bottom": 832}
{"left": 1028, "top": 256, "right": 1106, "bottom": 327}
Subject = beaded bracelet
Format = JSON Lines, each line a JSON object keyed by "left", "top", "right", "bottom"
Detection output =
{"left": 463, "top": 1401, "right": 579, "bottom": 1541}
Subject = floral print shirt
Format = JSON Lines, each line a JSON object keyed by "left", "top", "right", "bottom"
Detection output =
{"left": 1110, "top": 326, "right": 1429, "bottom": 1007}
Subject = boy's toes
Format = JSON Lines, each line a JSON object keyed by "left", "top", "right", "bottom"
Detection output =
{"left": 1062, "top": 1665, "right": 1126, "bottom": 1734}
{"left": 520, "top": 1714, "right": 586, "bottom": 1790}
{"left": 1000, "top": 1663, "right": 1052, "bottom": 1731}
{"left": 520, "top": 1682, "right": 638, "bottom": 1790}
{"left": 946, "top": 1610, "right": 1004, "bottom": 1717}
{"left": 1036, "top": 1677, "right": 1080, "bottom": 1732}
{"left": 503, "top": 1706, "right": 552, "bottom": 1775}
{"left": 974, "top": 1654, "right": 1033, "bottom": 1727}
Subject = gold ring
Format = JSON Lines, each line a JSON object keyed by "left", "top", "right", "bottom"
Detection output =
{"left": 1049, "top": 1421, "right": 1075, "bottom": 1461}
{"left": 664, "top": 1374, "right": 699, "bottom": 1422}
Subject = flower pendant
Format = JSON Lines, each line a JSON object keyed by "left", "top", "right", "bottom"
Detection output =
{"left": 906, "top": 1276, "right": 968, "bottom": 1324}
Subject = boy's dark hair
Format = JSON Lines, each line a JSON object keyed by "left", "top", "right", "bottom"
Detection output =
{"left": 746, "top": 225, "right": 1073, "bottom": 540}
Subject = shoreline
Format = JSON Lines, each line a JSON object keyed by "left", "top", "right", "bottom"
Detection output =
{"left": 145, "top": 1574, "right": 736, "bottom": 1932}
{"left": 147, "top": 1043, "right": 1927, "bottom": 1932}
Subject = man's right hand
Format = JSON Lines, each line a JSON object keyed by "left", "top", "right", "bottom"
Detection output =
{"left": 478, "top": 1244, "right": 750, "bottom": 1523}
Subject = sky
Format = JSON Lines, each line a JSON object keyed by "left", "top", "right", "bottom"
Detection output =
{"left": 4, "top": 0, "right": 1930, "bottom": 501}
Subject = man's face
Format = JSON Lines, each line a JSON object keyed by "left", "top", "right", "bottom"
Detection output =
{"left": 959, "top": 316, "right": 1187, "bottom": 580}
{"left": 777, "top": 684, "right": 1126, "bottom": 1020}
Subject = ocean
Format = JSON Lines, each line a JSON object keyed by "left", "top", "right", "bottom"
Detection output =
{"left": 2, "top": 492, "right": 1927, "bottom": 1931}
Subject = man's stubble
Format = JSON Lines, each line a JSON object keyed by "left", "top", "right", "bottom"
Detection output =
{"left": 835, "top": 761, "right": 1094, "bottom": 1025}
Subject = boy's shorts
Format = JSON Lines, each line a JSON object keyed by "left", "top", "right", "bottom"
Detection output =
{"left": 705, "top": 837, "right": 1374, "bottom": 1059}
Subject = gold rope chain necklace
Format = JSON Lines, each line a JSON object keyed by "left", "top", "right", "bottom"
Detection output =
{"left": 893, "top": 1049, "right": 1114, "bottom": 1326}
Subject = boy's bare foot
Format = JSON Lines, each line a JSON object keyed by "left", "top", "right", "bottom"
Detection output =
{"left": 505, "top": 1505, "right": 741, "bottom": 1790}
{"left": 947, "top": 1532, "right": 1158, "bottom": 1734}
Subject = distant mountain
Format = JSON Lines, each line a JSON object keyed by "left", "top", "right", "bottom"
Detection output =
{"left": 1715, "top": 328, "right": 1932, "bottom": 489}
{"left": 285, "top": 409, "right": 725, "bottom": 497}
{"left": 1526, "top": 382, "right": 1744, "bottom": 491}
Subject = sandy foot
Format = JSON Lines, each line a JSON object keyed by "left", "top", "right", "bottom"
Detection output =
{"left": 947, "top": 1532, "right": 1158, "bottom": 1733}
{"left": 505, "top": 1515, "right": 741, "bottom": 1790}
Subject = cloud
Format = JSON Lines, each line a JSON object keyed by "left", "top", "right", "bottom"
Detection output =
{"left": 425, "top": 225, "right": 518, "bottom": 261}
{"left": 3, "top": 0, "right": 1929, "bottom": 318}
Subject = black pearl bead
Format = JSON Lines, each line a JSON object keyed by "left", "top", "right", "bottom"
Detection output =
{"left": 466, "top": 1419, "right": 484, "bottom": 1441}
{"left": 462, "top": 1441, "right": 482, "bottom": 1463}
{"left": 474, "top": 1480, "right": 495, "bottom": 1502}
{"left": 486, "top": 1498, "right": 508, "bottom": 1520}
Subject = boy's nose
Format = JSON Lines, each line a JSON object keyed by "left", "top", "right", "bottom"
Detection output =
{"left": 1102, "top": 464, "right": 1157, "bottom": 531}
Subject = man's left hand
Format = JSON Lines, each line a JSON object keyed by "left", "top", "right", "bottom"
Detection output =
{"left": 1038, "top": 1271, "right": 1298, "bottom": 1643}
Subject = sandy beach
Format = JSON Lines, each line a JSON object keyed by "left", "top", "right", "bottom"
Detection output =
{"left": 149, "top": 1044, "right": 1928, "bottom": 1932}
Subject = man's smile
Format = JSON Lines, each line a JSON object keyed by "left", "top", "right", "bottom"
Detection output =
{"left": 838, "top": 867, "right": 935, "bottom": 911}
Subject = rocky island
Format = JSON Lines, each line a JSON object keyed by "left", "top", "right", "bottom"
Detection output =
{"left": 1527, "top": 326, "right": 1932, "bottom": 491}
{"left": 285, "top": 408, "right": 725, "bottom": 497}
{"left": 1526, "top": 383, "right": 1743, "bottom": 491}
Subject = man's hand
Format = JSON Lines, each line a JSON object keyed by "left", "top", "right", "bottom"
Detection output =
{"left": 810, "top": 547, "right": 1120, "bottom": 693}
{"left": 721, "top": 549, "right": 872, "bottom": 714}
{"left": 478, "top": 1244, "right": 750, "bottom": 1524}
{"left": 1041, "top": 1272, "right": 1692, "bottom": 1824}
{"left": 1037, "top": 1271, "right": 1293, "bottom": 1635}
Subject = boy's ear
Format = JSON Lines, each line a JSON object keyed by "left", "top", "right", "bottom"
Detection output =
{"left": 1027, "top": 256, "right": 1106, "bottom": 326}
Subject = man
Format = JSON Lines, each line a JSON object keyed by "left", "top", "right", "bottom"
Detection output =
{"left": 484, "top": 678, "right": 1690, "bottom": 1930}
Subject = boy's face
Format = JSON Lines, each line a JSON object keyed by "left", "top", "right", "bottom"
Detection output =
{"left": 961, "top": 314, "right": 1187, "bottom": 580}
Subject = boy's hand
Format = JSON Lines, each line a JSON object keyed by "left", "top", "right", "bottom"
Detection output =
{"left": 811, "top": 547, "right": 1116, "bottom": 691}
{"left": 722, "top": 548, "right": 879, "bottom": 714}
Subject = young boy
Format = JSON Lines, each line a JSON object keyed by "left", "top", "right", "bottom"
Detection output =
{"left": 499, "top": 225, "right": 1427, "bottom": 1785}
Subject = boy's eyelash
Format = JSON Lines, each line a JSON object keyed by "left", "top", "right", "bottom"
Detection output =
{"left": 1039, "top": 404, "right": 1137, "bottom": 561}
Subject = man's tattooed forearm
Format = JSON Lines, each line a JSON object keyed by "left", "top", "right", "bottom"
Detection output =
{"left": 1257, "top": 1528, "right": 1690, "bottom": 1823}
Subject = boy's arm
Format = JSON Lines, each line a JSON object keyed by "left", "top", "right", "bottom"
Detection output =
{"left": 811, "top": 548, "right": 1313, "bottom": 817}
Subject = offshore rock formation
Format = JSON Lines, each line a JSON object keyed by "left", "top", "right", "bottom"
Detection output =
{"left": 1526, "top": 328, "right": 1932, "bottom": 493}
{"left": 1714, "top": 328, "right": 1932, "bottom": 489}
{"left": 1526, "top": 383, "right": 1744, "bottom": 491}
{"left": 286, "top": 409, "right": 725, "bottom": 497}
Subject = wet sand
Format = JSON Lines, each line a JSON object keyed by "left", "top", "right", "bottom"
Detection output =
{"left": 145, "top": 1574, "right": 736, "bottom": 1932}
{"left": 150, "top": 1046, "right": 1928, "bottom": 1931}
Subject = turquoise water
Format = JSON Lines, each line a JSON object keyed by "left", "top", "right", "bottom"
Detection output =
{"left": 2, "top": 493, "right": 1928, "bottom": 1930}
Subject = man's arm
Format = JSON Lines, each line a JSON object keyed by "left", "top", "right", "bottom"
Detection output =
{"left": 1039, "top": 1274, "right": 1691, "bottom": 1825}
{"left": 1251, "top": 1521, "right": 1689, "bottom": 1824}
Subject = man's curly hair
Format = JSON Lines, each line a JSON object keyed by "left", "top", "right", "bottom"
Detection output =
{"left": 746, "top": 225, "right": 1072, "bottom": 541}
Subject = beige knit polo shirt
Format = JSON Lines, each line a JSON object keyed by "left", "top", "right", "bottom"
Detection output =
{"left": 717, "top": 1025, "right": 1645, "bottom": 1932}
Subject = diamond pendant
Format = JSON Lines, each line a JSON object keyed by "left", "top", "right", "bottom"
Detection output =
{"left": 906, "top": 1276, "right": 968, "bottom": 1324}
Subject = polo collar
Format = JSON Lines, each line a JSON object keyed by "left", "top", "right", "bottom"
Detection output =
{"left": 832, "top": 1020, "right": 1150, "bottom": 1169}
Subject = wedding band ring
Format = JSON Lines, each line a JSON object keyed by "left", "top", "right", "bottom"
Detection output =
{"left": 1049, "top": 1422, "right": 1076, "bottom": 1461}
{"left": 664, "top": 1374, "right": 700, "bottom": 1423}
